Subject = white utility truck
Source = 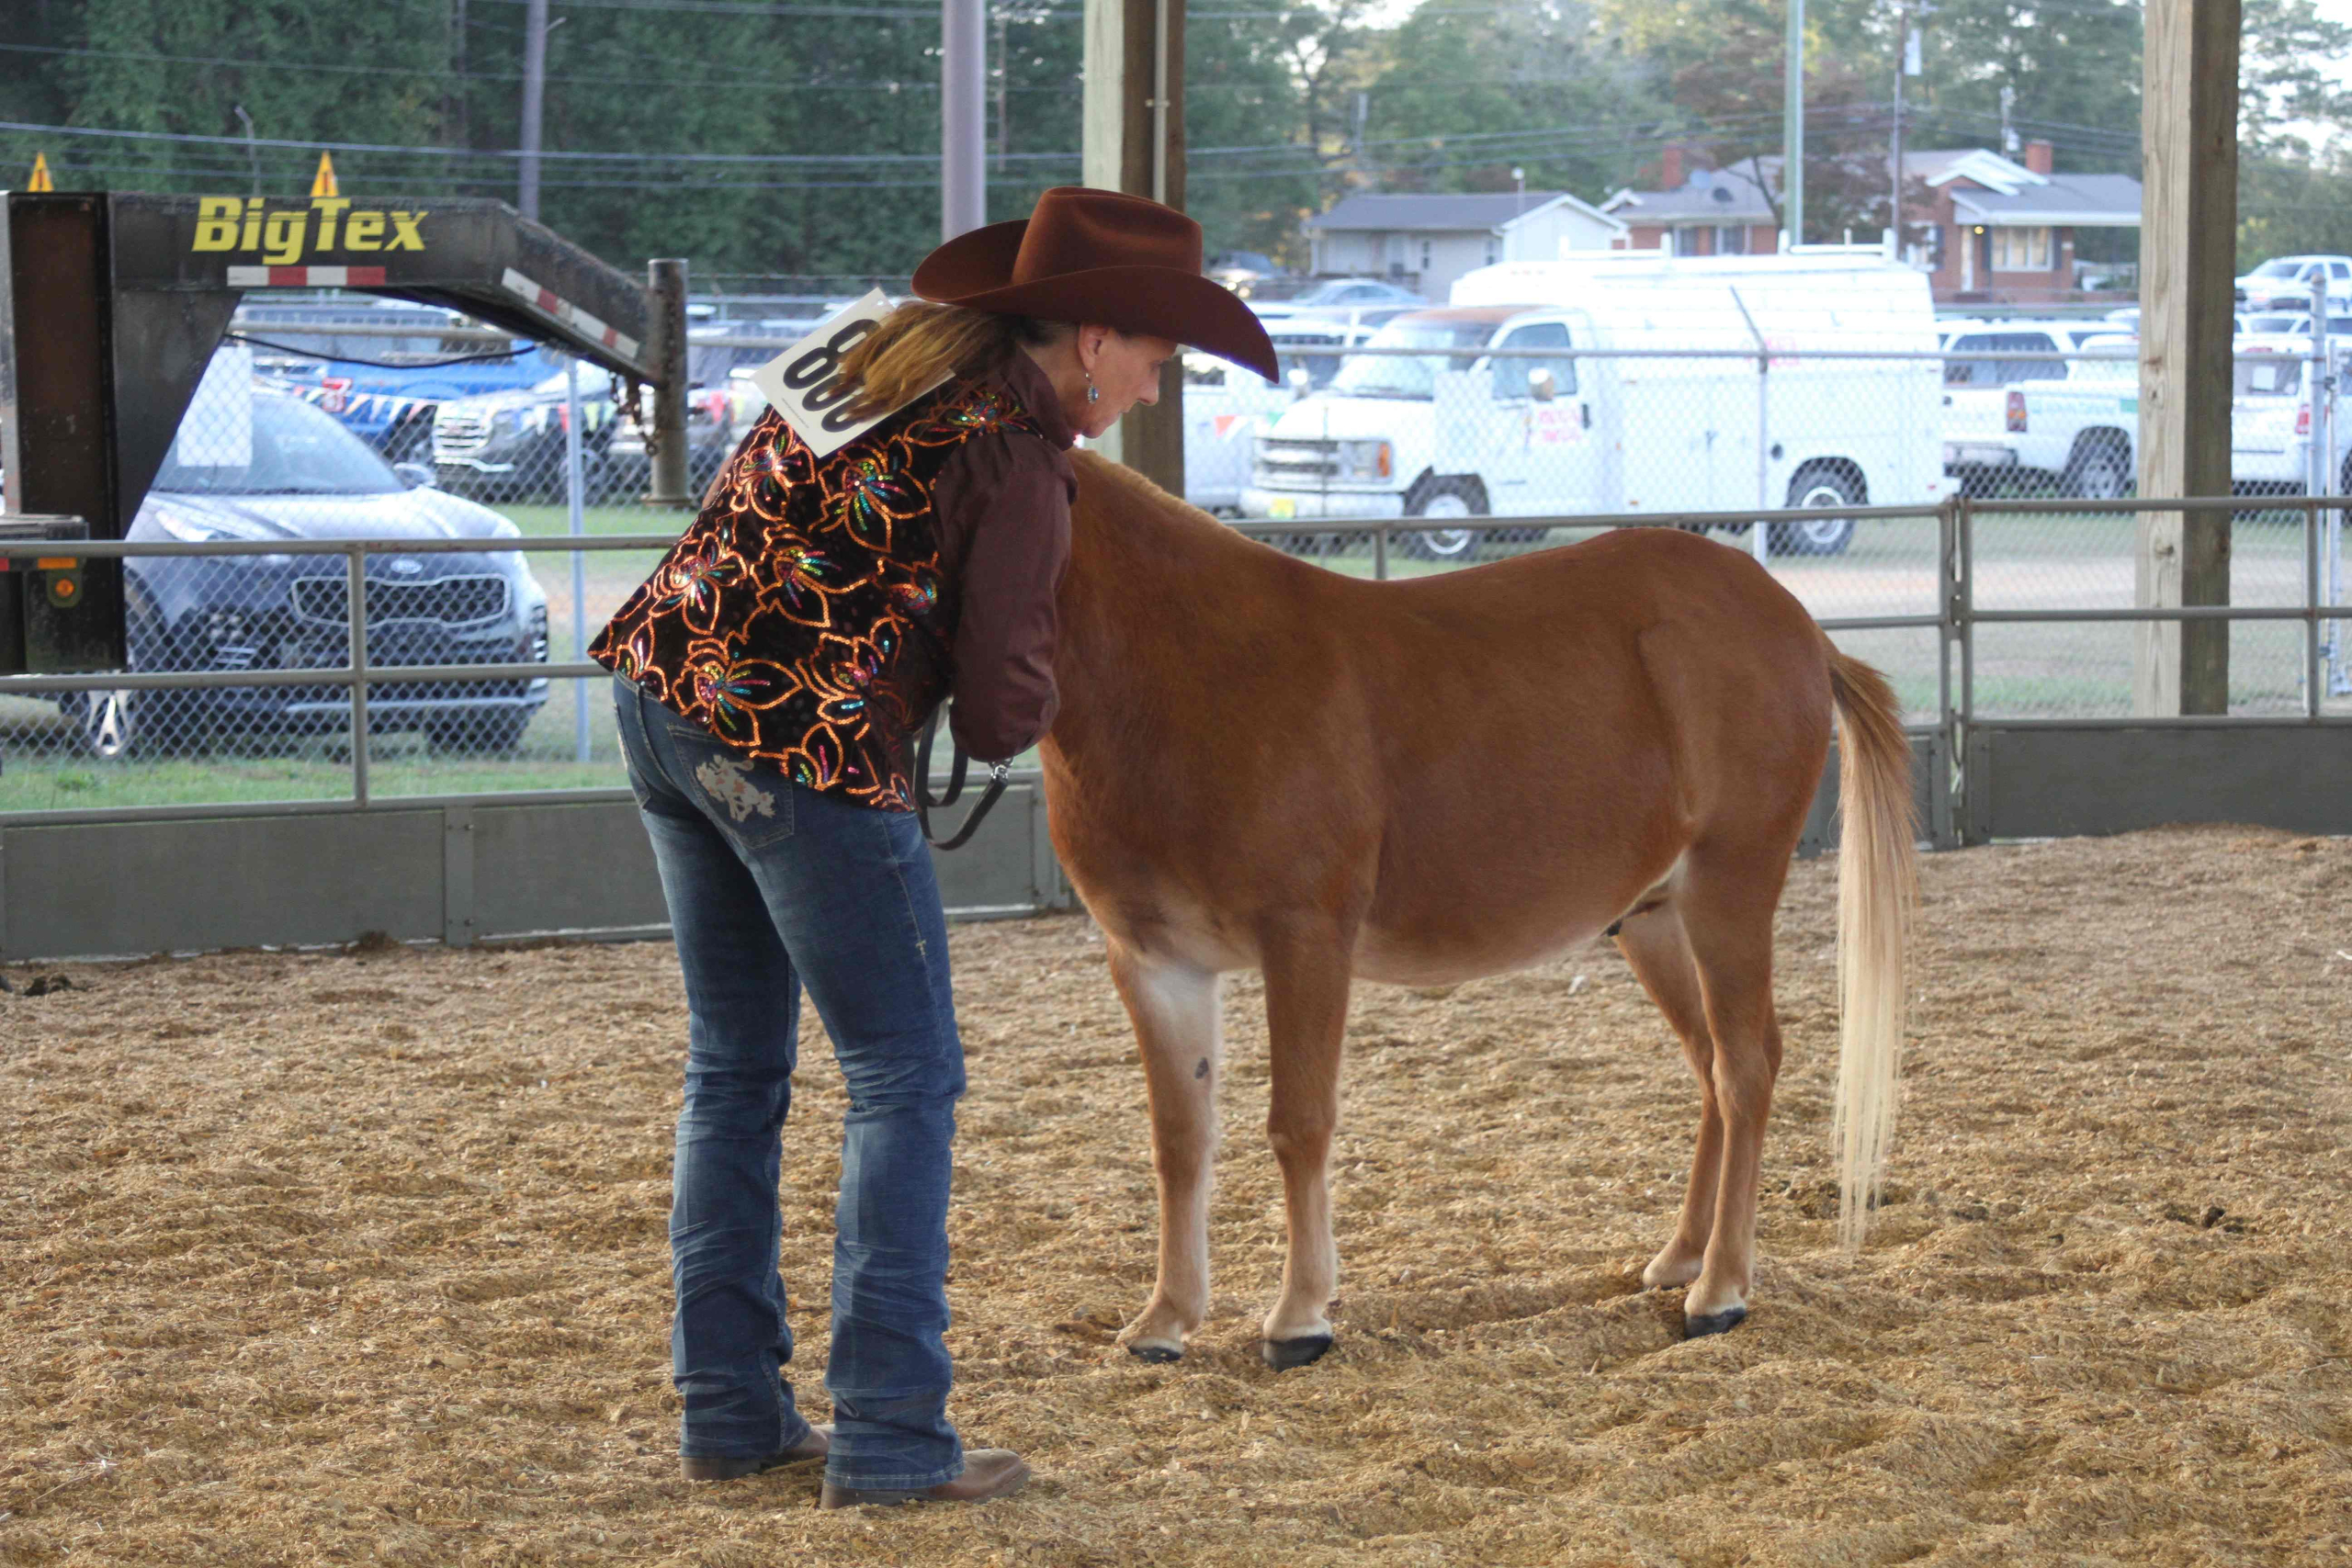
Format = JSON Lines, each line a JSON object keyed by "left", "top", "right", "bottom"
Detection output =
{"left": 1239, "top": 246, "right": 1946, "bottom": 557}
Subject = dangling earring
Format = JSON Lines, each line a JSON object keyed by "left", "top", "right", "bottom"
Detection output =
{"left": 1084, "top": 370, "right": 1100, "bottom": 405}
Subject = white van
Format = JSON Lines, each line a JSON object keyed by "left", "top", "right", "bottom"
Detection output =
{"left": 1240, "top": 247, "right": 1946, "bottom": 557}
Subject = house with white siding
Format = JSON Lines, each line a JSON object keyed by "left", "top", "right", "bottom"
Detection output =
{"left": 1304, "top": 191, "right": 1628, "bottom": 300}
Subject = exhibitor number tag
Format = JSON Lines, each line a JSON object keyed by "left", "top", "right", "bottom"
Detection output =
{"left": 752, "top": 288, "right": 943, "bottom": 459}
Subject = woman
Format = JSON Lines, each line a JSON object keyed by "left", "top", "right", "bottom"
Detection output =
{"left": 589, "top": 186, "right": 1276, "bottom": 1509}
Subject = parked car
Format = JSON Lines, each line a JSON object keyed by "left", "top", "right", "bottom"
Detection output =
{"left": 431, "top": 371, "right": 626, "bottom": 503}
{"left": 1250, "top": 277, "right": 1426, "bottom": 324}
{"left": 599, "top": 321, "right": 819, "bottom": 500}
{"left": 2234, "top": 254, "right": 2352, "bottom": 310}
{"left": 1208, "top": 251, "right": 1285, "bottom": 296}
{"left": 74, "top": 389, "right": 551, "bottom": 758}
{"left": 2235, "top": 310, "right": 2352, "bottom": 339}
{"left": 241, "top": 298, "right": 572, "bottom": 463}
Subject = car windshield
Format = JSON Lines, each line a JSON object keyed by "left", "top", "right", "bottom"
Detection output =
{"left": 2233, "top": 355, "right": 2303, "bottom": 397}
{"left": 2252, "top": 258, "right": 2309, "bottom": 278}
{"left": 1326, "top": 321, "right": 1495, "bottom": 400}
{"left": 154, "top": 395, "right": 404, "bottom": 496}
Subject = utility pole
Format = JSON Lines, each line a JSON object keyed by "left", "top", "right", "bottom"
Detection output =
{"left": 1354, "top": 91, "right": 1373, "bottom": 189}
{"left": 944, "top": 0, "right": 986, "bottom": 239}
{"left": 232, "top": 104, "right": 258, "bottom": 197}
{"left": 447, "top": 0, "right": 469, "bottom": 148}
{"left": 994, "top": 5, "right": 1010, "bottom": 174}
{"left": 519, "top": 0, "right": 548, "bottom": 220}
{"left": 1890, "top": 3, "right": 1918, "bottom": 256}
{"left": 1784, "top": 0, "right": 1805, "bottom": 247}
{"left": 1999, "top": 83, "right": 2018, "bottom": 155}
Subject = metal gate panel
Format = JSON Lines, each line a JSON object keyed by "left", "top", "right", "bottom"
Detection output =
{"left": 1967, "top": 726, "right": 2352, "bottom": 841}
{"left": 1, "top": 808, "right": 445, "bottom": 958}
{"left": 929, "top": 778, "right": 1059, "bottom": 915}
{"left": 0, "top": 773, "right": 1062, "bottom": 962}
{"left": 1795, "top": 731, "right": 1946, "bottom": 858}
{"left": 464, "top": 800, "right": 669, "bottom": 944}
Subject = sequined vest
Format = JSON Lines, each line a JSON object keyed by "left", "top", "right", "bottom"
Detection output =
{"left": 589, "top": 380, "right": 1046, "bottom": 811}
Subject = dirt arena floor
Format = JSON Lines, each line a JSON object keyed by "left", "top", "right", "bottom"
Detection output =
{"left": 4, "top": 825, "right": 2348, "bottom": 1566}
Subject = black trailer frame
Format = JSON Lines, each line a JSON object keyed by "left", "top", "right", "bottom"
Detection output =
{"left": 0, "top": 190, "right": 689, "bottom": 674}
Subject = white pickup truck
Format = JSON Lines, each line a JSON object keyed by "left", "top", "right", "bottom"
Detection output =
{"left": 1939, "top": 321, "right": 2136, "bottom": 497}
{"left": 1239, "top": 247, "right": 1947, "bottom": 557}
{"left": 2228, "top": 333, "right": 2352, "bottom": 495}
{"left": 1993, "top": 333, "right": 2350, "bottom": 498}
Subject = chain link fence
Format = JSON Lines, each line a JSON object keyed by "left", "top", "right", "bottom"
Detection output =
{"left": 5, "top": 303, "right": 2349, "bottom": 818}
{"left": 1197, "top": 323, "right": 2351, "bottom": 722}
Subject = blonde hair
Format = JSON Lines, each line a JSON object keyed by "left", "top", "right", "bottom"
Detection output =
{"left": 838, "top": 301, "right": 1071, "bottom": 419}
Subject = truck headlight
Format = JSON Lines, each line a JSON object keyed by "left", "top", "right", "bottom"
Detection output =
{"left": 1337, "top": 440, "right": 1392, "bottom": 479}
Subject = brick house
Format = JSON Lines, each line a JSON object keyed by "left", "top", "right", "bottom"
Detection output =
{"left": 1904, "top": 144, "right": 2141, "bottom": 304}
{"left": 1600, "top": 141, "right": 2141, "bottom": 306}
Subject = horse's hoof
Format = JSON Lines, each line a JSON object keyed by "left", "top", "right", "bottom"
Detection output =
{"left": 1261, "top": 1334, "right": 1333, "bottom": 1371}
{"left": 1683, "top": 1306, "right": 1748, "bottom": 1338}
{"left": 1127, "top": 1342, "right": 1183, "bottom": 1364}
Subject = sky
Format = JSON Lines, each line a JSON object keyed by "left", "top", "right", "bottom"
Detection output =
{"left": 2312, "top": 0, "right": 2352, "bottom": 91}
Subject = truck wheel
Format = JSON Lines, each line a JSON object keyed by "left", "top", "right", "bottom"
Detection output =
{"left": 2065, "top": 441, "right": 2132, "bottom": 501}
{"left": 384, "top": 418, "right": 433, "bottom": 465}
{"left": 1403, "top": 478, "right": 1489, "bottom": 560}
{"left": 78, "top": 603, "right": 190, "bottom": 759}
{"left": 1770, "top": 468, "right": 1860, "bottom": 556}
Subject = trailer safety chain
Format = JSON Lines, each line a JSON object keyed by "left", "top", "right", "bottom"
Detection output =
{"left": 613, "top": 373, "right": 659, "bottom": 462}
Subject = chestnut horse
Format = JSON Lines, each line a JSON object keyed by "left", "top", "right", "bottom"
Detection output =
{"left": 1038, "top": 451, "right": 1915, "bottom": 1364}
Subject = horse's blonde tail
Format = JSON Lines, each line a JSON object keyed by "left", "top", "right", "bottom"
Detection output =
{"left": 1826, "top": 649, "right": 1918, "bottom": 1254}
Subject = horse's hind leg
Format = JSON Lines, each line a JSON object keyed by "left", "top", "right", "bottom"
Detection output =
{"left": 1259, "top": 923, "right": 1354, "bottom": 1370}
{"left": 1106, "top": 942, "right": 1224, "bottom": 1363}
{"left": 1614, "top": 908, "right": 1723, "bottom": 1293}
{"left": 1673, "top": 852, "right": 1792, "bottom": 1337}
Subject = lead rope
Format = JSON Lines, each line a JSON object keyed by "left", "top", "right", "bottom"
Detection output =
{"left": 914, "top": 706, "right": 1011, "bottom": 852}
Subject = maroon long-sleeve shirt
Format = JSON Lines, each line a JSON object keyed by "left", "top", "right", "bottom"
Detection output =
{"left": 928, "top": 350, "right": 1078, "bottom": 761}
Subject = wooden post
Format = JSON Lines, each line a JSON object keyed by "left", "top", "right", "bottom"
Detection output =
{"left": 1080, "top": 0, "right": 1183, "bottom": 494}
{"left": 2135, "top": 0, "right": 2238, "bottom": 716}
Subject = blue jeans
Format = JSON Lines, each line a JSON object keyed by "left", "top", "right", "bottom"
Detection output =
{"left": 614, "top": 676, "right": 967, "bottom": 1491}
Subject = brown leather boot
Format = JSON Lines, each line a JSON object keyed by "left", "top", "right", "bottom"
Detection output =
{"left": 679, "top": 1424, "right": 832, "bottom": 1482}
{"left": 819, "top": 1448, "right": 1030, "bottom": 1508}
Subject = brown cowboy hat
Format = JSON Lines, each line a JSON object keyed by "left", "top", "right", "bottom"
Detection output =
{"left": 912, "top": 186, "right": 1279, "bottom": 382}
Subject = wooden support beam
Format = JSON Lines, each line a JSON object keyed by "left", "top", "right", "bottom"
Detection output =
{"left": 1081, "top": 0, "right": 1184, "bottom": 495}
{"left": 2135, "top": 0, "right": 2239, "bottom": 716}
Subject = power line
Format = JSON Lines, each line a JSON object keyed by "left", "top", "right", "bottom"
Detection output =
{"left": 0, "top": 40, "right": 1087, "bottom": 96}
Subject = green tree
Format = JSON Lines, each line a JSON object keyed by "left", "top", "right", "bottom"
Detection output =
{"left": 1362, "top": 0, "right": 1662, "bottom": 207}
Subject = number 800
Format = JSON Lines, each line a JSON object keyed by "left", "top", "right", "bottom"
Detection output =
{"left": 783, "top": 318, "right": 880, "bottom": 434}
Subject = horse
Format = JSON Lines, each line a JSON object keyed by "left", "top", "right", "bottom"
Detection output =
{"left": 1035, "top": 450, "right": 1916, "bottom": 1365}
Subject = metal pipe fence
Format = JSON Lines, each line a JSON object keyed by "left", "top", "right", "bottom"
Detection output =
{"left": 4, "top": 301, "right": 2346, "bottom": 836}
{"left": 5, "top": 495, "right": 2348, "bottom": 835}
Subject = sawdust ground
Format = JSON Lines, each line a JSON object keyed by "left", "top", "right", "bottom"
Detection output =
{"left": 3, "top": 826, "right": 2348, "bottom": 1567}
